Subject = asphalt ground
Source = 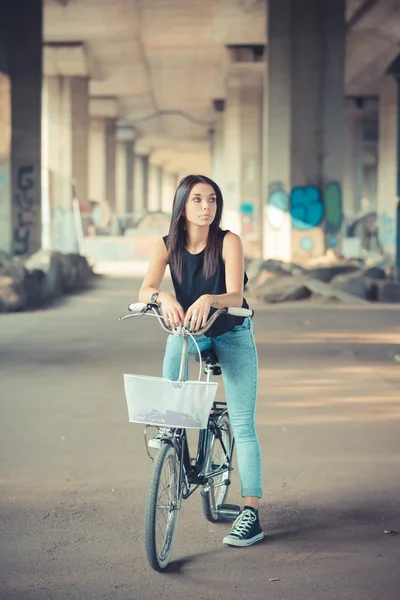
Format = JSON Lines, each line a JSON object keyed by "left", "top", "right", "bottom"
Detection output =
{"left": 1, "top": 275, "right": 400, "bottom": 600}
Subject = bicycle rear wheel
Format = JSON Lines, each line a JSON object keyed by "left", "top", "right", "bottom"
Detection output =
{"left": 145, "top": 442, "right": 180, "bottom": 571}
{"left": 200, "top": 414, "right": 233, "bottom": 522}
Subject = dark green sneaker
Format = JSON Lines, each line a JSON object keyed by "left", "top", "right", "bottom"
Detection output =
{"left": 223, "top": 507, "right": 264, "bottom": 547}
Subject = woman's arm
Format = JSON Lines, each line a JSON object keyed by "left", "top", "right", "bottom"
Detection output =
{"left": 138, "top": 238, "right": 185, "bottom": 326}
{"left": 138, "top": 238, "right": 169, "bottom": 303}
{"left": 212, "top": 231, "right": 245, "bottom": 308}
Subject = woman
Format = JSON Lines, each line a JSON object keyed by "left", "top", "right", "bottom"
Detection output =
{"left": 138, "top": 174, "right": 263, "bottom": 548}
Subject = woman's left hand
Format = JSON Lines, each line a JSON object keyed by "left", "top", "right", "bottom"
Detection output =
{"left": 184, "top": 294, "right": 214, "bottom": 331}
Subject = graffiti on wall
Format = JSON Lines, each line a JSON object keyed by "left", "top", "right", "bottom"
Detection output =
{"left": 290, "top": 186, "right": 324, "bottom": 230}
{"left": 13, "top": 165, "right": 35, "bottom": 256}
{"left": 379, "top": 211, "right": 396, "bottom": 251}
{"left": 266, "top": 181, "right": 342, "bottom": 257}
{"left": 239, "top": 202, "right": 255, "bottom": 235}
{"left": 323, "top": 182, "right": 342, "bottom": 249}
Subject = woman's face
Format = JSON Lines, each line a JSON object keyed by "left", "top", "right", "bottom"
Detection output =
{"left": 184, "top": 183, "right": 217, "bottom": 227}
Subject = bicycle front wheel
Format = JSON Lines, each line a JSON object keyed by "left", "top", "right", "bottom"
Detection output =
{"left": 145, "top": 442, "right": 180, "bottom": 571}
{"left": 200, "top": 414, "right": 233, "bottom": 522}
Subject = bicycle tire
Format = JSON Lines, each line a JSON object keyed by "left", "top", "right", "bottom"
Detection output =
{"left": 200, "top": 414, "right": 233, "bottom": 523}
{"left": 145, "top": 442, "right": 180, "bottom": 571}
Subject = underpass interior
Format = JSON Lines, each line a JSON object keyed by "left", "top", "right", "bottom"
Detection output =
{"left": 1, "top": 0, "right": 400, "bottom": 597}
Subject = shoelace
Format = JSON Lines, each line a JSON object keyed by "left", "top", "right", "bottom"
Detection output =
{"left": 230, "top": 509, "right": 257, "bottom": 537}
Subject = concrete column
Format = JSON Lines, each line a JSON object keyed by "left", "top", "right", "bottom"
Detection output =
{"left": 148, "top": 164, "right": 163, "bottom": 212}
{"left": 89, "top": 118, "right": 106, "bottom": 202}
{"left": 43, "top": 76, "right": 89, "bottom": 252}
{"left": 211, "top": 108, "right": 225, "bottom": 186}
{"left": 71, "top": 79, "right": 89, "bottom": 206}
{"left": 162, "top": 172, "right": 176, "bottom": 214}
{"left": 223, "top": 68, "right": 263, "bottom": 235}
{"left": 115, "top": 141, "right": 127, "bottom": 219}
{"left": 264, "top": 0, "right": 345, "bottom": 262}
{"left": 377, "top": 74, "right": 398, "bottom": 257}
{"left": 88, "top": 117, "right": 116, "bottom": 209}
{"left": 133, "top": 155, "right": 149, "bottom": 216}
{"left": 125, "top": 141, "right": 135, "bottom": 216}
{"left": 343, "top": 111, "right": 364, "bottom": 219}
{"left": 105, "top": 119, "right": 116, "bottom": 211}
{"left": 116, "top": 139, "right": 135, "bottom": 230}
{"left": 363, "top": 163, "right": 377, "bottom": 210}
{"left": 0, "top": 0, "right": 42, "bottom": 257}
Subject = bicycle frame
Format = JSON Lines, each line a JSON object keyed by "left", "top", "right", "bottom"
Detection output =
{"left": 120, "top": 302, "right": 245, "bottom": 510}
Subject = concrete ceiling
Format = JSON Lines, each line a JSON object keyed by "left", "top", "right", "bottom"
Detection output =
{"left": 44, "top": 0, "right": 400, "bottom": 173}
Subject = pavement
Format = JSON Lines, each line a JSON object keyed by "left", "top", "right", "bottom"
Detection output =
{"left": 1, "top": 275, "right": 400, "bottom": 600}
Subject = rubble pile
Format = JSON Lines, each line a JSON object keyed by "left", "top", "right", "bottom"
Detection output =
{"left": 0, "top": 250, "right": 94, "bottom": 313}
{"left": 245, "top": 251, "right": 399, "bottom": 304}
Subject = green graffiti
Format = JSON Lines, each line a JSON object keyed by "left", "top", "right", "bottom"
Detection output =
{"left": 324, "top": 182, "right": 342, "bottom": 235}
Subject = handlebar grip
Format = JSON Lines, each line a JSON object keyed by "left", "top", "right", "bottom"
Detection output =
{"left": 226, "top": 307, "right": 254, "bottom": 317}
{"left": 128, "top": 302, "right": 147, "bottom": 312}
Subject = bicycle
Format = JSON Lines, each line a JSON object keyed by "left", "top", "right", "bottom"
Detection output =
{"left": 119, "top": 301, "right": 253, "bottom": 571}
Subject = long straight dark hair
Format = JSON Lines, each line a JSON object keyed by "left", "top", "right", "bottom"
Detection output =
{"left": 166, "top": 174, "right": 224, "bottom": 284}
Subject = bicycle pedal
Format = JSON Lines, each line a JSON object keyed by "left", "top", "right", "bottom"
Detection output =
{"left": 216, "top": 504, "right": 241, "bottom": 520}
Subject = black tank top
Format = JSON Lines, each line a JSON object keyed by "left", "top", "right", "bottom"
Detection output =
{"left": 163, "top": 229, "right": 249, "bottom": 338}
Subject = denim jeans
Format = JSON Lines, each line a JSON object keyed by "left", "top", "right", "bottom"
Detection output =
{"left": 162, "top": 318, "right": 262, "bottom": 498}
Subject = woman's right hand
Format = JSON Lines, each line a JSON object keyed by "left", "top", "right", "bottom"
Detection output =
{"left": 159, "top": 293, "right": 185, "bottom": 328}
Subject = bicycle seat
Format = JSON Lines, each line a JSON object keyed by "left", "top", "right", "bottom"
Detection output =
{"left": 195, "top": 349, "right": 222, "bottom": 376}
{"left": 195, "top": 348, "right": 218, "bottom": 365}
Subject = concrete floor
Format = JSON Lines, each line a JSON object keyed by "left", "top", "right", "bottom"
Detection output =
{"left": 1, "top": 276, "right": 400, "bottom": 600}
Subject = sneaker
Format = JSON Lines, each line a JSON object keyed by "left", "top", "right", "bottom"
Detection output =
{"left": 223, "top": 507, "right": 264, "bottom": 547}
{"left": 148, "top": 428, "right": 172, "bottom": 449}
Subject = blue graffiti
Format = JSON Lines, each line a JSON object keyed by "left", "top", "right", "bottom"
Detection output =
{"left": 324, "top": 182, "right": 342, "bottom": 235}
{"left": 239, "top": 203, "right": 254, "bottom": 215}
{"left": 300, "top": 236, "right": 314, "bottom": 251}
{"left": 290, "top": 186, "right": 324, "bottom": 230}
{"left": 379, "top": 212, "right": 396, "bottom": 248}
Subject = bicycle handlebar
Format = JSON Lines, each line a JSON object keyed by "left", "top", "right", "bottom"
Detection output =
{"left": 119, "top": 302, "right": 254, "bottom": 336}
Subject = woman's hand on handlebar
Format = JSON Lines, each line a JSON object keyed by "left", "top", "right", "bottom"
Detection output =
{"left": 159, "top": 292, "right": 185, "bottom": 328}
{"left": 184, "top": 294, "right": 214, "bottom": 332}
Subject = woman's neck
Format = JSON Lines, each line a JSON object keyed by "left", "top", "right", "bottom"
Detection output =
{"left": 185, "top": 223, "right": 209, "bottom": 253}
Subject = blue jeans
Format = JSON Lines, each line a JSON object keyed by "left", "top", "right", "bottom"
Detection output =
{"left": 162, "top": 318, "right": 262, "bottom": 498}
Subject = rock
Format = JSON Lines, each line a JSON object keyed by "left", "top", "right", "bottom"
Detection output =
{"left": 0, "top": 275, "right": 24, "bottom": 312}
{"left": 308, "top": 264, "right": 360, "bottom": 284}
{"left": 305, "top": 248, "right": 343, "bottom": 267}
{"left": 256, "top": 275, "right": 312, "bottom": 303}
{"left": 263, "top": 259, "right": 293, "bottom": 276}
{"left": 377, "top": 281, "right": 400, "bottom": 303}
{"left": 58, "top": 253, "right": 93, "bottom": 291}
{"left": 329, "top": 270, "right": 376, "bottom": 300}
{"left": 24, "top": 269, "right": 47, "bottom": 308}
{"left": 306, "top": 278, "right": 368, "bottom": 304}
{"left": 246, "top": 259, "right": 265, "bottom": 284}
{"left": 25, "top": 250, "right": 93, "bottom": 299}
{"left": 362, "top": 266, "right": 387, "bottom": 280}
{"left": 246, "top": 259, "right": 288, "bottom": 291}
{"left": 0, "top": 250, "right": 93, "bottom": 312}
{"left": 0, "top": 250, "right": 12, "bottom": 268}
{"left": 364, "top": 254, "right": 393, "bottom": 269}
{"left": 25, "top": 250, "right": 64, "bottom": 299}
